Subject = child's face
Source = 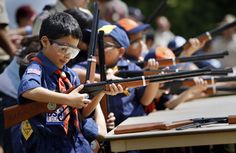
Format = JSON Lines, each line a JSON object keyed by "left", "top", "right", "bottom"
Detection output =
{"left": 127, "top": 32, "right": 145, "bottom": 60}
{"left": 42, "top": 35, "right": 79, "bottom": 69}
{"left": 96, "top": 36, "right": 124, "bottom": 68}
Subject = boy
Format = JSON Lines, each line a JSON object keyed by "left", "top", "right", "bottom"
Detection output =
{"left": 12, "top": 12, "right": 122, "bottom": 153}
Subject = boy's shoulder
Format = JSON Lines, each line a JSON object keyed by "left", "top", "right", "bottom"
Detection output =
{"left": 24, "top": 61, "right": 43, "bottom": 76}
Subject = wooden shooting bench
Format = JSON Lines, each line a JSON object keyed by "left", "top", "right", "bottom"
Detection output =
{"left": 105, "top": 95, "right": 236, "bottom": 152}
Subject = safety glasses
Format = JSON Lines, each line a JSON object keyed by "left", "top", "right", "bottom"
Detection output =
{"left": 50, "top": 39, "right": 80, "bottom": 59}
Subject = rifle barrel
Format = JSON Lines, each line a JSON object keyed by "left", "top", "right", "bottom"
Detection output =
{"left": 178, "top": 51, "right": 228, "bottom": 63}
{"left": 86, "top": 2, "right": 99, "bottom": 81}
{"left": 136, "top": 51, "right": 228, "bottom": 68}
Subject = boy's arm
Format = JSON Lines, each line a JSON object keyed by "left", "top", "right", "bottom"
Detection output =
{"left": 140, "top": 59, "right": 160, "bottom": 106}
{"left": 82, "top": 83, "right": 123, "bottom": 117}
{"left": 140, "top": 83, "right": 159, "bottom": 106}
{"left": 22, "top": 85, "right": 90, "bottom": 108}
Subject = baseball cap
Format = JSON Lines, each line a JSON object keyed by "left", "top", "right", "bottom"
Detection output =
{"left": 167, "top": 36, "right": 186, "bottom": 50}
{"left": 98, "top": 24, "right": 130, "bottom": 49}
{"left": 117, "top": 18, "right": 150, "bottom": 34}
{"left": 128, "top": 6, "right": 144, "bottom": 21}
{"left": 144, "top": 46, "right": 175, "bottom": 61}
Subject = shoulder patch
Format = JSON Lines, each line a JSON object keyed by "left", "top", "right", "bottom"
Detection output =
{"left": 27, "top": 68, "right": 41, "bottom": 75}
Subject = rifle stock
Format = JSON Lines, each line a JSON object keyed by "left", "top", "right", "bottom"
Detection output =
{"left": 3, "top": 68, "right": 231, "bottom": 128}
{"left": 114, "top": 115, "right": 236, "bottom": 134}
{"left": 3, "top": 87, "right": 75, "bottom": 129}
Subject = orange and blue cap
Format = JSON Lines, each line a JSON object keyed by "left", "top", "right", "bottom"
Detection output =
{"left": 144, "top": 46, "right": 175, "bottom": 61}
{"left": 117, "top": 18, "right": 150, "bottom": 34}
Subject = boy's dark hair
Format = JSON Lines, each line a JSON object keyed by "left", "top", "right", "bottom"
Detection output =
{"left": 39, "top": 12, "right": 82, "bottom": 40}
{"left": 64, "top": 8, "right": 92, "bottom": 31}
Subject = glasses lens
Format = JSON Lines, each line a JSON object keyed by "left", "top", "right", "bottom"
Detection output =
{"left": 52, "top": 41, "right": 80, "bottom": 59}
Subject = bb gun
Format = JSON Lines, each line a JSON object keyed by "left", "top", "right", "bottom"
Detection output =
{"left": 114, "top": 115, "right": 236, "bottom": 134}
{"left": 162, "top": 76, "right": 236, "bottom": 94}
{"left": 85, "top": 1, "right": 99, "bottom": 82}
{"left": 98, "top": 30, "right": 110, "bottom": 119}
{"left": 136, "top": 50, "right": 228, "bottom": 68}
{"left": 173, "top": 20, "right": 236, "bottom": 57}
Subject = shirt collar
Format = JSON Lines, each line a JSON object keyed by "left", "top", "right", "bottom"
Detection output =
{"left": 37, "top": 52, "right": 68, "bottom": 75}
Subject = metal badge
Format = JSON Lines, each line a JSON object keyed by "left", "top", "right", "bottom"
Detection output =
{"left": 47, "top": 103, "right": 57, "bottom": 111}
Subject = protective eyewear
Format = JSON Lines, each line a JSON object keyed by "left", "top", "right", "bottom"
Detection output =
{"left": 50, "top": 39, "right": 80, "bottom": 59}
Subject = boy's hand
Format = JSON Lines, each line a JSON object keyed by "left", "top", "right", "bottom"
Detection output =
{"left": 146, "top": 58, "right": 159, "bottom": 70}
{"left": 107, "top": 112, "right": 116, "bottom": 130}
{"left": 68, "top": 85, "right": 91, "bottom": 108}
{"left": 187, "top": 78, "right": 208, "bottom": 98}
{"left": 104, "top": 83, "right": 124, "bottom": 96}
{"left": 181, "top": 38, "right": 206, "bottom": 56}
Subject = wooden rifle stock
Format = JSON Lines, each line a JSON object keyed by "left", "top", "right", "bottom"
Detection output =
{"left": 3, "top": 87, "right": 75, "bottom": 129}
{"left": 173, "top": 20, "right": 236, "bottom": 56}
{"left": 3, "top": 68, "right": 231, "bottom": 128}
{"left": 114, "top": 115, "right": 236, "bottom": 134}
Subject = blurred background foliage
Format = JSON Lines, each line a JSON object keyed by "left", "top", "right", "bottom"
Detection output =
{"left": 125, "top": 0, "right": 236, "bottom": 38}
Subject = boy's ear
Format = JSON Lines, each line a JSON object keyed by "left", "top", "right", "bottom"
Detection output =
{"left": 118, "top": 47, "right": 125, "bottom": 58}
{"left": 40, "top": 36, "right": 50, "bottom": 48}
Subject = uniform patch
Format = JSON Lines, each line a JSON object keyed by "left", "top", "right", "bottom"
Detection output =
{"left": 27, "top": 68, "right": 41, "bottom": 75}
{"left": 21, "top": 120, "right": 33, "bottom": 141}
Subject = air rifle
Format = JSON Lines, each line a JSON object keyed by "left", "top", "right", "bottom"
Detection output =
{"left": 173, "top": 20, "right": 236, "bottom": 56}
{"left": 162, "top": 76, "right": 236, "bottom": 91}
{"left": 3, "top": 68, "right": 232, "bottom": 129}
{"left": 85, "top": 1, "right": 99, "bottom": 82}
{"left": 98, "top": 30, "right": 110, "bottom": 119}
{"left": 136, "top": 51, "right": 228, "bottom": 68}
{"left": 114, "top": 115, "right": 236, "bottom": 134}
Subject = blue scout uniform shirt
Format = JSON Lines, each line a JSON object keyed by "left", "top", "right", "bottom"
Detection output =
{"left": 73, "top": 58, "right": 146, "bottom": 126}
{"left": 15, "top": 51, "right": 92, "bottom": 153}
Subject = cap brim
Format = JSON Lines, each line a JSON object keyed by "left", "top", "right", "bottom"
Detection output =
{"left": 128, "top": 24, "right": 150, "bottom": 34}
